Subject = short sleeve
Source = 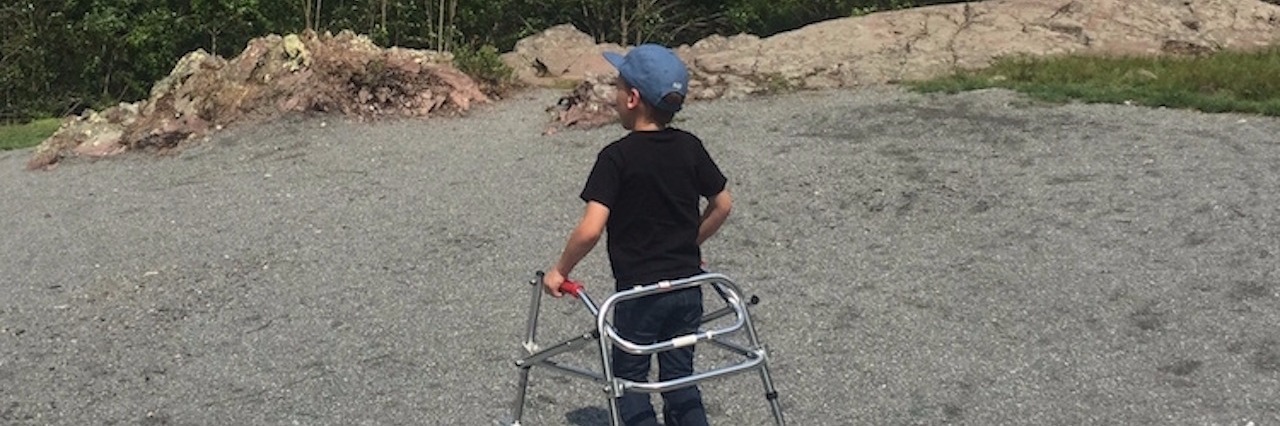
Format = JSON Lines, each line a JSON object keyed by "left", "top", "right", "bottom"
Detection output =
{"left": 580, "top": 148, "right": 621, "bottom": 208}
{"left": 694, "top": 142, "right": 727, "bottom": 197}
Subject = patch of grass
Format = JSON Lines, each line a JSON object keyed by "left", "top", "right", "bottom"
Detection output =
{"left": 0, "top": 118, "right": 61, "bottom": 151}
{"left": 549, "top": 78, "right": 582, "bottom": 90}
{"left": 752, "top": 72, "right": 801, "bottom": 95}
{"left": 906, "top": 46, "right": 1280, "bottom": 116}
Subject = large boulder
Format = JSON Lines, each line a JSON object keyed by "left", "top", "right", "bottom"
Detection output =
{"left": 533, "top": 0, "right": 1280, "bottom": 132}
{"left": 500, "top": 24, "right": 627, "bottom": 86}
{"left": 695, "top": 0, "right": 1280, "bottom": 89}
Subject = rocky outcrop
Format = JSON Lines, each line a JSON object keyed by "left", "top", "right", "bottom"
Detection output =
{"left": 687, "top": 0, "right": 1280, "bottom": 90}
{"left": 516, "top": 0, "right": 1280, "bottom": 132}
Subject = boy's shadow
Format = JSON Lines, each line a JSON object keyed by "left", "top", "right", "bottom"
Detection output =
{"left": 565, "top": 406, "right": 610, "bottom": 426}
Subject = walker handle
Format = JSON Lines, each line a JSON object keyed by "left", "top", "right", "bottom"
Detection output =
{"left": 561, "top": 279, "right": 585, "bottom": 298}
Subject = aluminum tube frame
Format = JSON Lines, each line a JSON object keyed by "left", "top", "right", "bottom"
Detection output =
{"left": 506, "top": 272, "right": 785, "bottom": 426}
{"left": 595, "top": 274, "right": 748, "bottom": 356}
{"left": 514, "top": 331, "right": 598, "bottom": 368}
{"left": 620, "top": 349, "right": 767, "bottom": 394}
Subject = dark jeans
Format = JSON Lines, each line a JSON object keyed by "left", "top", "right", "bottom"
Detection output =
{"left": 612, "top": 287, "right": 708, "bottom": 426}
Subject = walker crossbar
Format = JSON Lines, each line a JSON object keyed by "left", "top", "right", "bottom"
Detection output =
{"left": 596, "top": 274, "right": 749, "bottom": 356}
{"left": 504, "top": 271, "right": 786, "bottom": 426}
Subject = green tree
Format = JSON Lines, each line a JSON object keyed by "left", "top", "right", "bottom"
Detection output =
{"left": 75, "top": 0, "right": 184, "bottom": 101}
{"left": 2, "top": 0, "right": 972, "bottom": 121}
{"left": 189, "top": 0, "right": 269, "bottom": 56}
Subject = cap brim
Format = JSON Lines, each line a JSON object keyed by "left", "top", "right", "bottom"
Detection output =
{"left": 602, "top": 51, "right": 625, "bottom": 71}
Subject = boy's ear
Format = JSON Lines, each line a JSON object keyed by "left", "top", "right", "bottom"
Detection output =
{"left": 625, "top": 87, "right": 643, "bottom": 110}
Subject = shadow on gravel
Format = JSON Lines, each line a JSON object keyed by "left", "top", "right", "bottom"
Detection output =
{"left": 565, "top": 406, "right": 609, "bottom": 425}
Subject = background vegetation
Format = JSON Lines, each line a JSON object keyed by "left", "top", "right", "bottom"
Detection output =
{"left": 0, "top": 0, "right": 964, "bottom": 123}
{"left": 3, "top": 1, "right": 1279, "bottom": 151}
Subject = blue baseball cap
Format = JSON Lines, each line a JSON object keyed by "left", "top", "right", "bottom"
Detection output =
{"left": 603, "top": 44, "right": 689, "bottom": 113}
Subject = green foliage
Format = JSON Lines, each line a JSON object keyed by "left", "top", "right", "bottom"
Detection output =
{"left": 851, "top": 0, "right": 918, "bottom": 17}
{"left": 753, "top": 73, "right": 801, "bottom": 94}
{"left": 1, "top": 0, "right": 969, "bottom": 120}
{"left": 1, "top": 1, "right": 70, "bottom": 119}
{"left": 907, "top": 47, "right": 1280, "bottom": 116}
{"left": 453, "top": 44, "right": 514, "bottom": 87}
{"left": 0, "top": 118, "right": 61, "bottom": 151}
{"left": 188, "top": 0, "right": 270, "bottom": 56}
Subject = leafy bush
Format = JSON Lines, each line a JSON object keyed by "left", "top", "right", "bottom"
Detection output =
{"left": 453, "top": 43, "right": 514, "bottom": 88}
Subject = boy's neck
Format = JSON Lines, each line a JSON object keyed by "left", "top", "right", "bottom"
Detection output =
{"left": 632, "top": 123, "right": 665, "bottom": 132}
{"left": 630, "top": 116, "right": 665, "bottom": 132}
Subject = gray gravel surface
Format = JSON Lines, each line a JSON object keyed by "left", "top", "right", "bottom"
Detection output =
{"left": 3, "top": 87, "right": 1279, "bottom": 425}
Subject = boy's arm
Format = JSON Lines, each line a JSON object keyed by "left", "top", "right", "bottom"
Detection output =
{"left": 544, "top": 201, "right": 610, "bottom": 297}
{"left": 697, "top": 188, "right": 733, "bottom": 246}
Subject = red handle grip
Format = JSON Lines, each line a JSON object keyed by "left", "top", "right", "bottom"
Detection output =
{"left": 561, "top": 279, "right": 584, "bottom": 298}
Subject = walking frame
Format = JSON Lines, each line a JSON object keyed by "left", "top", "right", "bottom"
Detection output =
{"left": 504, "top": 271, "right": 786, "bottom": 425}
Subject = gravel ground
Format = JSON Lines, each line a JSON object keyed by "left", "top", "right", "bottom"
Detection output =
{"left": 2, "top": 87, "right": 1279, "bottom": 426}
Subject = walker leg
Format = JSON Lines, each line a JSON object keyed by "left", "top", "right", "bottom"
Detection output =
{"left": 508, "top": 274, "right": 547, "bottom": 425}
{"left": 743, "top": 312, "right": 786, "bottom": 425}
{"left": 757, "top": 356, "right": 785, "bottom": 425}
{"left": 713, "top": 282, "right": 785, "bottom": 424}
{"left": 597, "top": 324, "right": 623, "bottom": 426}
{"left": 509, "top": 366, "right": 532, "bottom": 425}
{"left": 523, "top": 273, "right": 546, "bottom": 351}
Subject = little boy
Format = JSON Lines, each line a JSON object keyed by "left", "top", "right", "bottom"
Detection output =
{"left": 542, "top": 44, "right": 733, "bottom": 426}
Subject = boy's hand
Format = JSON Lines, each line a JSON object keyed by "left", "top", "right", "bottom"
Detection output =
{"left": 542, "top": 269, "right": 567, "bottom": 298}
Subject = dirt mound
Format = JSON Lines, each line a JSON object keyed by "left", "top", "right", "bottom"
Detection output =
{"left": 28, "top": 30, "right": 487, "bottom": 170}
{"left": 524, "top": 0, "right": 1280, "bottom": 133}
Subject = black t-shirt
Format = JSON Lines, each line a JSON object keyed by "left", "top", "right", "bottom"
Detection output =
{"left": 580, "top": 128, "right": 728, "bottom": 287}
